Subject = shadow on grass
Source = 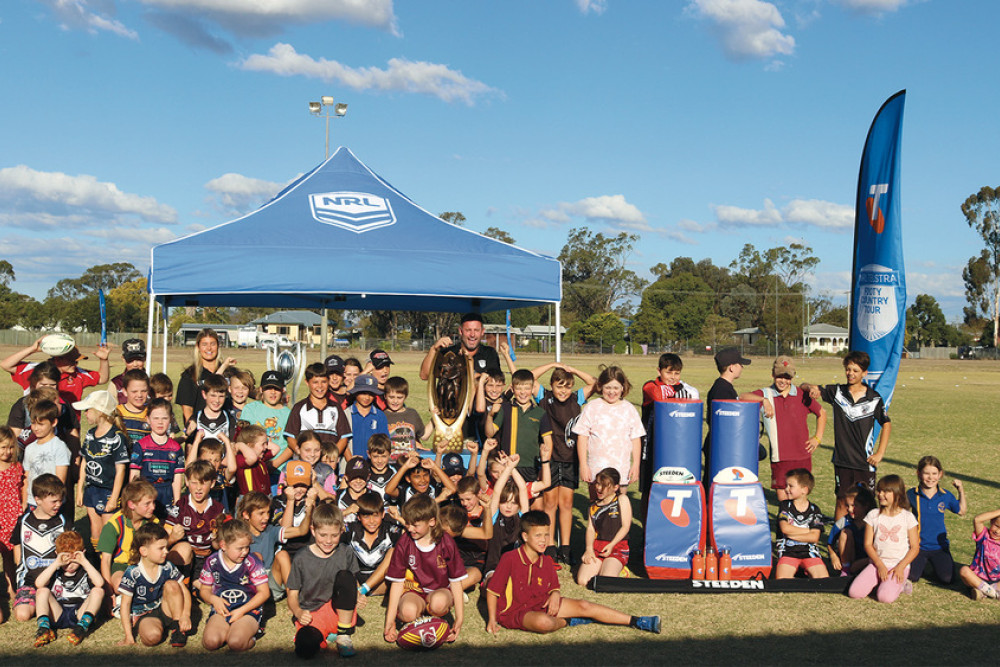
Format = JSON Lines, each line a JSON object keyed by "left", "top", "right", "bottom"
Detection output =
{"left": 814, "top": 443, "right": 1000, "bottom": 490}
{"left": 4, "top": 622, "right": 998, "bottom": 666}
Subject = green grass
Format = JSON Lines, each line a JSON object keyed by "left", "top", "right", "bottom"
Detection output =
{"left": 2, "top": 345, "right": 999, "bottom": 664}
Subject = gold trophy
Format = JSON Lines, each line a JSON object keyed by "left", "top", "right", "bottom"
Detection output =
{"left": 426, "top": 347, "right": 475, "bottom": 453}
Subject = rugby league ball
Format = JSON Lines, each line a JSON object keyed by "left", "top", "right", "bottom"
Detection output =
{"left": 396, "top": 615, "right": 450, "bottom": 650}
{"left": 40, "top": 333, "right": 76, "bottom": 357}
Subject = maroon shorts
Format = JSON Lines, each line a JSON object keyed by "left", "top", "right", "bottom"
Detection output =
{"left": 593, "top": 539, "right": 629, "bottom": 567}
{"left": 771, "top": 458, "right": 812, "bottom": 490}
{"left": 498, "top": 596, "right": 561, "bottom": 631}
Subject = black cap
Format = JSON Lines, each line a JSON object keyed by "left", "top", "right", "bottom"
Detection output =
{"left": 122, "top": 338, "right": 145, "bottom": 361}
{"left": 324, "top": 354, "right": 345, "bottom": 376}
{"left": 441, "top": 453, "right": 465, "bottom": 477}
{"left": 345, "top": 456, "right": 371, "bottom": 480}
{"left": 460, "top": 312, "right": 483, "bottom": 325}
{"left": 369, "top": 349, "right": 392, "bottom": 369}
{"left": 715, "top": 347, "right": 751, "bottom": 369}
{"left": 260, "top": 370, "right": 285, "bottom": 389}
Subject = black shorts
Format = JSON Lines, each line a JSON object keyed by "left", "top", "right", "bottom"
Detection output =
{"left": 834, "top": 466, "right": 876, "bottom": 497}
{"left": 132, "top": 605, "right": 171, "bottom": 636}
{"left": 549, "top": 460, "right": 578, "bottom": 490}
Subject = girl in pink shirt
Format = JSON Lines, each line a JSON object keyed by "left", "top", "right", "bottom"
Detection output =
{"left": 848, "top": 474, "right": 919, "bottom": 603}
{"left": 573, "top": 366, "right": 645, "bottom": 498}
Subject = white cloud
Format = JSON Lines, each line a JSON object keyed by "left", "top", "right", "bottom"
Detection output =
{"left": 537, "top": 194, "right": 646, "bottom": 229}
{"left": 41, "top": 0, "right": 139, "bottom": 40}
{"left": 836, "top": 0, "right": 909, "bottom": 15}
{"left": 713, "top": 197, "right": 853, "bottom": 230}
{"left": 677, "top": 218, "right": 711, "bottom": 232}
{"left": 138, "top": 0, "right": 399, "bottom": 35}
{"left": 239, "top": 43, "right": 499, "bottom": 105}
{"left": 0, "top": 165, "right": 176, "bottom": 224}
{"left": 687, "top": 0, "right": 795, "bottom": 61}
{"left": 575, "top": 0, "right": 608, "bottom": 15}
{"left": 204, "top": 172, "right": 289, "bottom": 215}
{"left": 782, "top": 198, "right": 854, "bottom": 229}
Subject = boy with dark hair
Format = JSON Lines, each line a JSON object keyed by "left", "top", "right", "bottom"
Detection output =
{"left": 191, "top": 373, "right": 238, "bottom": 445}
{"left": 238, "top": 490, "right": 312, "bottom": 604}
{"left": 383, "top": 376, "right": 433, "bottom": 458}
{"left": 234, "top": 424, "right": 280, "bottom": 496}
{"left": 345, "top": 491, "right": 403, "bottom": 599}
{"left": 324, "top": 354, "right": 349, "bottom": 409}
{"left": 384, "top": 451, "right": 457, "bottom": 504}
{"left": 365, "top": 433, "right": 399, "bottom": 503}
{"left": 285, "top": 362, "right": 351, "bottom": 459}
{"left": 346, "top": 374, "right": 388, "bottom": 459}
{"left": 485, "top": 369, "right": 553, "bottom": 485}
{"left": 287, "top": 503, "right": 360, "bottom": 658}
{"left": 1, "top": 336, "right": 110, "bottom": 409}
{"left": 703, "top": 347, "right": 750, "bottom": 487}
{"left": 804, "top": 350, "right": 891, "bottom": 505}
{"left": 366, "top": 349, "right": 393, "bottom": 410}
{"left": 12, "top": 474, "right": 67, "bottom": 622}
{"left": 485, "top": 510, "right": 659, "bottom": 635}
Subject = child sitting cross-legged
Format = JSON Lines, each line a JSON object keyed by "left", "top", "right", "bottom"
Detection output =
{"left": 237, "top": 491, "right": 313, "bottom": 604}
{"left": 344, "top": 491, "right": 403, "bottom": 601}
{"left": 486, "top": 510, "right": 660, "bottom": 635}
{"left": 773, "top": 468, "right": 828, "bottom": 580}
{"left": 165, "top": 461, "right": 226, "bottom": 584}
{"left": 197, "top": 518, "right": 270, "bottom": 652}
{"left": 33, "top": 530, "right": 104, "bottom": 647}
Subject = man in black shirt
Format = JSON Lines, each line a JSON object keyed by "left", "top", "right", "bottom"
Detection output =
{"left": 419, "top": 313, "right": 502, "bottom": 382}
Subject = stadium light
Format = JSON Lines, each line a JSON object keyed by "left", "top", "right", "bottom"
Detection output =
{"left": 308, "top": 95, "right": 349, "bottom": 159}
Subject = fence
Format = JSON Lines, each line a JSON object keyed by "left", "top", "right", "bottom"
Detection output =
{"left": 0, "top": 330, "right": 145, "bottom": 348}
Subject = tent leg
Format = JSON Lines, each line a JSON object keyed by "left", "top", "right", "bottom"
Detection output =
{"left": 145, "top": 294, "right": 155, "bottom": 370}
{"left": 162, "top": 304, "right": 169, "bottom": 373}
{"left": 555, "top": 302, "right": 562, "bottom": 363}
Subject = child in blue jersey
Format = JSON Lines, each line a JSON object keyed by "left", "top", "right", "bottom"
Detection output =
{"left": 73, "top": 390, "right": 130, "bottom": 551}
{"left": 117, "top": 522, "right": 191, "bottom": 647}
{"left": 906, "top": 455, "right": 966, "bottom": 584}
{"left": 197, "top": 518, "right": 269, "bottom": 652}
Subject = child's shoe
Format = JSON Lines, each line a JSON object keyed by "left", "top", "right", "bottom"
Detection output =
{"left": 34, "top": 627, "right": 56, "bottom": 648}
{"left": 980, "top": 582, "right": 999, "bottom": 600}
{"left": 169, "top": 628, "right": 188, "bottom": 647}
{"left": 902, "top": 580, "right": 913, "bottom": 595}
{"left": 634, "top": 615, "right": 661, "bottom": 634}
{"left": 334, "top": 634, "right": 356, "bottom": 657}
{"left": 67, "top": 625, "right": 89, "bottom": 646}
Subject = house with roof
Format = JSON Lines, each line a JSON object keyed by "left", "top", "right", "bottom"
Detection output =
{"left": 250, "top": 310, "right": 325, "bottom": 346}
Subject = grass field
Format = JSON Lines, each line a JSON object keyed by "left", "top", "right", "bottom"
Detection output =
{"left": 1, "top": 344, "right": 999, "bottom": 665}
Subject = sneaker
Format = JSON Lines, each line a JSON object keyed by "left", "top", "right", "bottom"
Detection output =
{"left": 462, "top": 591, "right": 470, "bottom": 604}
{"left": 169, "top": 629, "right": 188, "bottom": 648}
{"left": 902, "top": 580, "right": 913, "bottom": 595}
{"left": 67, "top": 627, "right": 87, "bottom": 646}
{"left": 111, "top": 594, "right": 122, "bottom": 619}
{"left": 635, "top": 615, "right": 661, "bottom": 634}
{"left": 558, "top": 546, "right": 573, "bottom": 565}
{"left": 34, "top": 628, "right": 56, "bottom": 648}
{"left": 254, "top": 625, "right": 266, "bottom": 640}
{"left": 335, "top": 634, "right": 356, "bottom": 658}
{"left": 981, "top": 583, "right": 999, "bottom": 600}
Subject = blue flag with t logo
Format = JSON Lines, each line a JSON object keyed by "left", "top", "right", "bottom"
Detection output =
{"left": 849, "top": 90, "right": 906, "bottom": 409}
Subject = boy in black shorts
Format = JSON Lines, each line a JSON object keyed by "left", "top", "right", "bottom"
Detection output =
{"left": 803, "top": 350, "right": 891, "bottom": 514}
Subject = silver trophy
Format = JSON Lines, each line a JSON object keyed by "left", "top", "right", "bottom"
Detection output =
{"left": 266, "top": 340, "right": 306, "bottom": 403}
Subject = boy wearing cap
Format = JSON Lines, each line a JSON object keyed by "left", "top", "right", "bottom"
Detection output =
{"left": 111, "top": 339, "right": 146, "bottom": 405}
{"left": 1, "top": 336, "right": 111, "bottom": 409}
{"left": 364, "top": 349, "right": 393, "bottom": 410}
{"left": 703, "top": 347, "right": 750, "bottom": 487}
{"left": 740, "top": 357, "right": 827, "bottom": 502}
{"left": 242, "top": 370, "right": 292, "bottom": 481}
{"left": 337, "top": 457, "right": 372, "bottom": 522}
{"left": 324, "top": 355, "right": 349, "bottom": 409}
{"left": 346, "top": 374, "right": 388, "bottom": 459}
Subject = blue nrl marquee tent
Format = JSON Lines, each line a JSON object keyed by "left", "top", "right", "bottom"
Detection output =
{"left": 149, "top": 147, "right": 562, "bottom": 313}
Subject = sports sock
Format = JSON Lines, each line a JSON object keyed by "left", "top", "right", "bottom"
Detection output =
{"left": 338, "top": 622, "right": 355, "bottom": 636}
{"left": 629, "top": 615, "right": 640, "bottom": 628}
{"left": 77, "top": 612, "right": 95, "bottom": 631}
{"left": 37, "top": 615, "right": 51, "bottom": 629}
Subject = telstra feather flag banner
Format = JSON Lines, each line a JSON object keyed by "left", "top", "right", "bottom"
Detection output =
{"left": 850, "top": 90, "right": 906, "bottom": 408}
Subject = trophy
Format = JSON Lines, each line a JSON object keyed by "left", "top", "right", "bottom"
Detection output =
{"left": 267, "top": 340, "right": 306, "bottom": 403}
{"left": 426, "top": 347, "right": 475, "bottom": 453}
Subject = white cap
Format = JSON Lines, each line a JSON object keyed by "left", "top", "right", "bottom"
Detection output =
{"left": 72, "top": 390, "right": 117, "bottom": 416}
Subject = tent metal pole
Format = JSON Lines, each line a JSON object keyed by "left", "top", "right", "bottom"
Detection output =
{"left": 555, "top": 302, "right": 562, "bottom": 362}
{"left": 162, "top": 304, "right": 169, "bottom": 373}
{"left": 321, "top": 309, "right": 328, "bottom": 360}
{"left": 145, "top": 293, "right": 156, "bottom": 370}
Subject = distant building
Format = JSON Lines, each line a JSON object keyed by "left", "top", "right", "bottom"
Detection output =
{"left": 177, "top": 323, "right": 242, "bottom": 346}
{"left": 250, "top": 310, "right": 325, "bottom": 346}
{"left": 802, "top": 323, "right": 849, "bottom": 354}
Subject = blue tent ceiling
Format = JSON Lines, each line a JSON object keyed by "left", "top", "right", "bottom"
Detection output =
{"left": 149, "top": 147, "right": 562, "bottom": 313}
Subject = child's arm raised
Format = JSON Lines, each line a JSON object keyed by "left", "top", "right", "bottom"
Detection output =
{"left": 384, "top": 452, "right": 418, "bottom": 498}
{"left": 475, "top": 372, "right": 488, "bottom": 414}
{"left": 76, "top": 550, "right": 104, "bottom": 589}
{"left": 530, "top": 437, "right": 554, "bottom": 496}
{"left": 0, "top": 337, "right": 42, "bottom": 374}
{"left": 33, "top": 553, "right": 66, "bottom": 589}
{"left": 425, "top": 458, "right": 457, "bottom": 499}
{"left": 510, "top": 465, "right": 530, "bottom": 513}
{"left": 499, "top": 340, "right": 517, "bottom": 374}
{"left": 972, "top": 508, "right": 1000, "bottom": 534}
{"left": 953, "top": 478, "right": 967, "bottom": 516}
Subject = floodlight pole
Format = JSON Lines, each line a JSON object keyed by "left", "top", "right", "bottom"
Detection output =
{"left": 309, "top": 96, "right": 348, "bottom": 359}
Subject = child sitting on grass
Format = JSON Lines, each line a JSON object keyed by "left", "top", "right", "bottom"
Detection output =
{"left": 98, "top": 480, "right": 159, "bottom": 618}
{"left": 959, "top": 508, "right": 1000, "bottom": 600}
{"left": 848, "top": 475, "right": 919, "bottom": 603}
{"left": 486, "top": 510, "right": 660, "bottom": 635}
{"left": 197, "top": 518, "right": 269, "bottom": 652}
{"left": 118, "top": 522, "right": 191, "bottom": 647}
{"left": 33, "top": 530, "right": 104, "bottom": 647}
{"left": 12, "top": 474, "right": 67, "bottom": 623}
{"left": 577, "top": 468, "right": 633, "bottom": 585}
{"left": 829, "top": 486, "right": 875, "bottom": 576}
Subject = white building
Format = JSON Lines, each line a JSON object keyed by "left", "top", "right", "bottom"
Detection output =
{"left": 802, "top": 323, "right": 849, "bottom": 354}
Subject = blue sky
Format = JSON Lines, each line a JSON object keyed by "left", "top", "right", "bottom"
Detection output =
{"left": 1, "top": 0, "right": 995, "bottom": 320}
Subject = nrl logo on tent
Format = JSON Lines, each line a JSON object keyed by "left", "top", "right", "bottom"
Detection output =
{"left": 309, "top": 191, "right": 396, "bottom": 233}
